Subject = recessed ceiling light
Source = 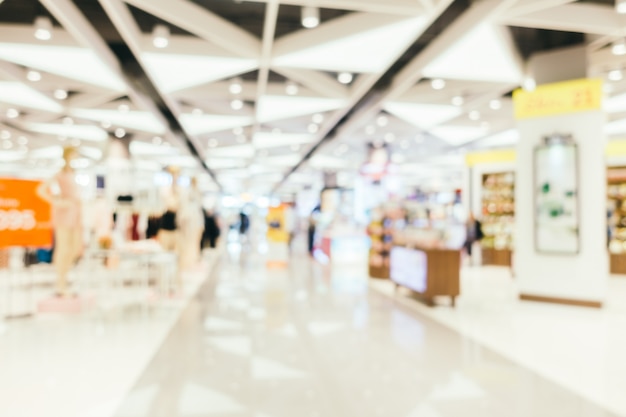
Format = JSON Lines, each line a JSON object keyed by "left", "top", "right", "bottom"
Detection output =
{"left": 17, "top": 136, "right": 28, "bottom": 145}
{"left": 617, "top": 0, "right": 626, "bottom": 14}
{"left": 229, "top": 77, "right": 243, "bottom": 95}
{"left": 308, "top": 123, "right": 319, "bottom": 133}
{"left": 337, "top": 72, "right": 353, "bottom": 84}
{"left": 152, "top": 136, "right": 162, "bottom": 145}
{"left": 62, "top": 116, "right": 73, "bottom": 125}
{"left": 384, "top": 132, "right": 396, "bottom": 143}
{"left": 301, "top": 6, "right": 320, "bottom": 29}
{"left": 115, "top": 127, "right": 126, "bottom": 138}
{"left": 312, "top": 113, "right": 324, "bottom": 124}
{"left": 613, "top": 38, "right": 626, "bottom": 56}
{"left": 481, "top": 121, "right": 490, "bottom": 129}
{"left": 118, "top": 103, "right": 130, "bottom": 112}
{"left": 71, "top": 138, "right": 81, "bottom": 147}
{"left": 192, "top": 107, "right": 203, "bottom": 116}
{"left": 2, "top": 140, "right": 12, "bottom": 149}
{"left": 26, "top": 70, "right": 41, "bottom": 82}
{"left": 152, "top": 24, "right": 170, "bottom": 48}
{"left": 0, "top": 130, "right": 10, "bottom": 140}
{"left": 34, "top": 16, "right": 52, "bottom": 41}
{"left": 489, "top": 99, "right": 502, "bottom": 110}
{"left": 53, "top": 89, "right": 68, "bottom": 100}
{"left": 431, "top": 78, "right": 446, "bottom": 90}
{"left": 231, "top": 99, "right": 244, "bottom": 110}
{"left": 451, "top": 96, "right": 464, "bottom": 106}
{"left": 523, "top": 76, "right": 536, "bottom": 91}
{"left": 101, "top": 120, "right": 111, "bottom": 129}
{"left": 365, "top": 125, "right": 376, "bottom": 135}
{"left": 233, "top": 126, "right": 244, "bottom": 135}
{"left": 6, "top": 108, "right": 19, "bottom": 119}
{"left": 376, "top": 115, "right": 389, "bottom": 127}
{"left": 286, "top": 81, "right": 299, "bottom": 96}
{"left": 609, "top": 69, "right": 623, "bottom": 82}
{"left": 208, "top": 138, "right": 218, "bottom": 148}
{"left": 469, "top": 110, "right": 480, "bottom": 120}
{"left": 163, "top": 142, "right": 171, "bottom": 148}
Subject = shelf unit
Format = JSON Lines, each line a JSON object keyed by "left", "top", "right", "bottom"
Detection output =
{"left": 607, "top": 167, "right": 626, "bottom": 274}
{"left": 480, "top": 172, "right": 515, "bottom": 267}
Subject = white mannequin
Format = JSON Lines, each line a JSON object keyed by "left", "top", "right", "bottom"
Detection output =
{"left": 179, "top": 176, "right": 204, "bottom": 269}
{"left": 38, "top": 147, "right": 82, "bottom": 297}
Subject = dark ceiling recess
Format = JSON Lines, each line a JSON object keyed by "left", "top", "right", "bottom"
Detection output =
{"left": 508, "top": 27, "right": 586, "bottom": 59}
{"left": 127, "top": 5, "right": 197, "bottom": 37}
{"left": 0, "top": 0, "right": 60, "bottom": 26}
{"left": 70, "top": 0, "right": 222, "bottom": 188}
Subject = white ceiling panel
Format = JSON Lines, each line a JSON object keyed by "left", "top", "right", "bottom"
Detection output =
{"left": 180, "top": 114, "right": 253, "bottom": 135}
{"left": 0, "top": 43, "right": 126, "bottom": 91}
{"left": 423, "top": 24, "right": 523, "bottom": 83}
{"left": 142, "top": 52, "right": 258, "bottom": 93}
{"left": 257, "top": 95, "right": 345, "bottom": 123}
{"left": 71, "top": 109, "right": 166, "bottom": 134}
{"left": 429, "top": 125, "right": 489, "bottom": 146}
{"left": 384, "top": 102, "right": 462, "bottom": 130}
{"left": 273, "top": 16, "right": 427, "bottom": 73}
{"left": 0, "top": 82, "right": 63, "bottom": 113}
{"left": 24, "top": 123, "right": 108, "bottom": 142}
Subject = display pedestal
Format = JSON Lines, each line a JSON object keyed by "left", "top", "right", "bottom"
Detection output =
{"left": 38, "top": 295, "right": 96, "bottom": 314}
{"left": 369, "top": 265, "right": 389, "bottom": 279}
{"left": 610, "top": 254, "right": 626, "bottom": 275}
{"left": 390, "top": 246, "right": 460, "bottom": 307}
{"left": 481, "top": 248, "right": 512, "bottom": 267}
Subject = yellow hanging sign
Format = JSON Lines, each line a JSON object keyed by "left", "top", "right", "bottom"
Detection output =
{"left": 513, "top": 78, "right": 603, "bottom": 120}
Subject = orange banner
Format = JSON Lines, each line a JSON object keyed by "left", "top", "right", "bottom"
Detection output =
{"left": 0, "top": 179, "right": 53, "bottom": 248}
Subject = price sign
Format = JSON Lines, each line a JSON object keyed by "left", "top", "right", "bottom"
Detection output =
{"left": 513, "top": 78, "right": 603, "bottom": 120}
{"left": 0, "top": 179, "right": 52, "bottom": 248}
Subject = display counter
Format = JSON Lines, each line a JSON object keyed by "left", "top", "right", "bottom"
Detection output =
{"left": 390, "top": 244, "right": 460, "bottom": 307}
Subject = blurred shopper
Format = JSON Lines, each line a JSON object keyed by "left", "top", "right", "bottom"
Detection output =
{"left": 284, "top": 203, "right": 297, "bottom": 250}
{"left": 464, "top": 212, "right": 483, "bottom": 265}
{"left": 203, "top": 209, "right": 221, "bottom": 249}
{"left": 179, "top": 177, "right": 204, "bottom": 269}
{"left": 239, "top": 211, "right": 250, "bottom": 236}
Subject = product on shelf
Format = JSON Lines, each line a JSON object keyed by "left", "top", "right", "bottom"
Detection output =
{"left": 481, "top": 172, "right": 515, "bottom": 251}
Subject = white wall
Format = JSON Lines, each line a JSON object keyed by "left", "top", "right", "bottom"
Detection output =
{"left": 515, "top": 111, "right": 608, "bottom": 303}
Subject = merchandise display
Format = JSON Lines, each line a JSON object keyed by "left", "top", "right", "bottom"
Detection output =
{"left": 607, "top": 167, "right": 626, "bottom": 273}
{"left": 480, "top": 172, "right": 515, "bottom": 266}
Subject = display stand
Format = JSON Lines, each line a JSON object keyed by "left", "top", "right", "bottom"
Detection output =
{"left": 1, "top": 248, "right": 35, "bottom": 319}
{"left": 390, "top": 245, "right": 460, "bottom": 307}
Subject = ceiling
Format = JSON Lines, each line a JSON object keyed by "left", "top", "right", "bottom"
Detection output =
{"left": 0, "top": 0, "right": 625, "bottom": 195}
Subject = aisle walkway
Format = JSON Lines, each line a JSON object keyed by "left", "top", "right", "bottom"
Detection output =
{"left": 113, "top": 249, "right": 616, "bottom": 417}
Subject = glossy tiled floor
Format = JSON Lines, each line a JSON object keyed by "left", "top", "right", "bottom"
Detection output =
{"left": 113, "top": 247, "right": 617, "bottom": 417}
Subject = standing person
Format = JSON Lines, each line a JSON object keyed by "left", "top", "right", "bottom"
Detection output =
{"left": 239, "top": 211, "right": 250, "bottom": 236}
{"left": 284, "top": 203, "right": 297, "bottom": 251}
{"left": 464, "top": 212, "right": 483, "bottom": 266}
{"left": 203, "top": 209, "right": 221, "bottom": 249}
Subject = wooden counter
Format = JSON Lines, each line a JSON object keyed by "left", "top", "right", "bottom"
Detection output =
{"left": 390, "top": 245, "right": 460, "bottom": 307}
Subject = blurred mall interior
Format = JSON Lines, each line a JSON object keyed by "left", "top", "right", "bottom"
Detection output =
{"left": 1, "top": 0, "right": 626, "bottom": 416}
